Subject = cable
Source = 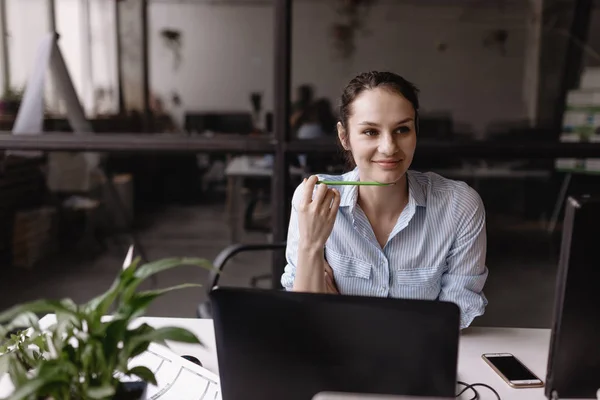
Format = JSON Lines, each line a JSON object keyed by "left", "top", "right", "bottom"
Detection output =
{"left": 457, "top": 381, "right": 479, "bottom": 400}
{"left": 457, "top": 381, "right": 501, "bottom": 400}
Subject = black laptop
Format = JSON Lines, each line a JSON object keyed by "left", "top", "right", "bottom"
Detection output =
{"left": 209, "top": 287, "right": 460, "bottom": 400}
{"left": 546, "top": 195, "right": 600, "bottom": 399}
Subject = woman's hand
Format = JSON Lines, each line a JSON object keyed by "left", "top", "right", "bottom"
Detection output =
{"left": 293, "top": 175, "right": 340, "bottom": 293}
{"left": 297, "top": 175, "right": 341, "bottom": 252}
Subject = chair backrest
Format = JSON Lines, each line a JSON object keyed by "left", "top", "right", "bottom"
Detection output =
{"left": 208, "top": 242, "right": 287, "bottom": 292}
{"left": 197, "top": 242, "right": 287, "bottom": 319}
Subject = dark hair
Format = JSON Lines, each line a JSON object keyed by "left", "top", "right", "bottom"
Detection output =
{"left": 338, "top": 71, "right": 420, "bottom": 167}
{"left": 339, "top": 71, "right": 420, "bottom": 128}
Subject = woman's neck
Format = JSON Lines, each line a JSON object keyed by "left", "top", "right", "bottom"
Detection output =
{"left": 357, "top": 173, "right": 409, "bottom": 220}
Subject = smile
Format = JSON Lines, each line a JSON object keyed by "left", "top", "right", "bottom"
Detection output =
{"left": 373, "top": 160, "right": 401, "bottom": 168}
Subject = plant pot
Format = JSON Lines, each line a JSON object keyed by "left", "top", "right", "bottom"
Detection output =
{"left": 0, "top": 99, "right": 21, "bottom": 115}
{"left": 113, "top": 381, "right": 148, "bottom": 400}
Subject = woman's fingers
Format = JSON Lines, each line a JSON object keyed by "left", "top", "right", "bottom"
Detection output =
{"left": 300, "top": 176, "right": 340, "bottom": 212}
{"left": 329, "top": 188, "right": 341, "bottom": 219}
{"left": 320, "top": 189, "right": 335, "bottom": 212}
{"left": 312, "top": 180, "right": 329, "bottom": 206}
{"left": 301, "top": 175, "right": 318, "bottom": 208}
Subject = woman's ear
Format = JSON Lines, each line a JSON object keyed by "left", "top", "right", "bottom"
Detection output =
{"left": 337, "top": 122, "right": 349, "bottom": 150}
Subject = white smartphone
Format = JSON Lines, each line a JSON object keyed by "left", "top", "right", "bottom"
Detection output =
{"left": 482, "top": 353, "right": 544, "bottom": 388}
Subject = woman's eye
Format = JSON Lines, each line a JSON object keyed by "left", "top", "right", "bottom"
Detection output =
{"left": 396, "top": 126, "right": 410, "bottom": 134}
{"left": 363, "top": 129, "right": 378, "bottom": 136}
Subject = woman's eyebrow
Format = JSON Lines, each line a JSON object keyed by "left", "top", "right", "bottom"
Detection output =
{"left": 357, "top": 118, "right": 413, "bottom": 127}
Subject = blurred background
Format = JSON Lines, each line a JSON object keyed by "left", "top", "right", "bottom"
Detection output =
{"left": 0, "top": 0, "right": 598, "bottom": 328}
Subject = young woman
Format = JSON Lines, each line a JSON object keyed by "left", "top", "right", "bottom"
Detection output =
{"left": 281, "top": 71, "right": 488, "bottom": 329}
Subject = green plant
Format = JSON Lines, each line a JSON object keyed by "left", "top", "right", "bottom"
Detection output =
{"left": 1, "top": 88, "right": 23, "bottom": 103}
{"left": 0, "top": 256, "right": 214, "bottom": 400}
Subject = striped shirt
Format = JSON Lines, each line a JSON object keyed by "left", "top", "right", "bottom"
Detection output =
{"left": 281, "top": 168, "right": 488, "bottom": 329}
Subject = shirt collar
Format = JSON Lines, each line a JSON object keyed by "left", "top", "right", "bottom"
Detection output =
{"left": 407, "top": 170, "right": 427, "bottom": 207}
{"left": 339, "top": 168, "right": 360, "bottom": 207}
{"left": 337, "top": 168, "right": 427, "bottom": 208}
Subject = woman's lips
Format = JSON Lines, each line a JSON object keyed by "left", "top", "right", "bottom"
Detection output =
{"left": 373, "top": 160, "right": 401, "bottom": 169}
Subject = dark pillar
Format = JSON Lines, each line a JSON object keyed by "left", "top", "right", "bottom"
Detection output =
{"left": 116, "top": 0, "right": 150, "bottom": 131}
{"left": 536, "top": 0, "right": 594, "bottom": 133}
{"left": 271, "top": 0, "right": 292, "bottom": 289}
{"left": 0, "top": 0, "right": 9, "bottom": 95}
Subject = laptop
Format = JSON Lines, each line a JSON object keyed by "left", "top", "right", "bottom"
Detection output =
{"left": 210, "top": 287, "right": 460, "bottom": 400}
{"left": 312, "top": 393, "right": 450, "bottom": 400}
{"left": 546, "top": 195, "right": 600, "bottom": 399}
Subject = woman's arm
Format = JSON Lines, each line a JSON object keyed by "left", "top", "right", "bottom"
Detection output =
{"left": 294, "top": 246, "right": 327, "bottom": 292}
{"left": 281, "top": 176, "right": 341, "bottom": 293}
{"left": 439, "top": 186, "right": 489, "bottom": 329}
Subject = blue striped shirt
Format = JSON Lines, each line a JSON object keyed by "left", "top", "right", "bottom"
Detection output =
{"left": 281, "top": 168, "right": 488, "bottom": 328}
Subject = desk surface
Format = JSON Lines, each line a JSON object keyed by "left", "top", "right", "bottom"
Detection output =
{"left": 225, "top": 155, "right": 304, "bottom": 177}
{"left": 1, "top": 317, "right": 582, "bottom": 400}
{"left": 142, "top": 317, "right": 556, "bottom": 400}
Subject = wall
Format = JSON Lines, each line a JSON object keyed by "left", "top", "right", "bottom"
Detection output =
{"left": 149, "top": 1, "right": 531, "bottom": 137}
{"left": 2, "top": 0, "right": 117, "bottom": 116}
{"left": 5, "top": 0, "right": 50, "bottom": 101}
{"left": 1, "top": 0, "right": 534, "bottom": 137}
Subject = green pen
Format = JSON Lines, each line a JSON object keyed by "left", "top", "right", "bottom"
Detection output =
{"left": 317, "top": 180, "right": 395, "bottom": 186}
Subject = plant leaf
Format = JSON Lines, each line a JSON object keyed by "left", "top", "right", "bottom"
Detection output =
{"left": 126, "top": 366, "right": 157, "bottom": 385}
{"left": 0, "top": 353, "right": 11, "bottom": 376}
{"left": 134, "top": 257, "right": 214, "bottom": 281}
{"left": 128, "top": 341, "right": 151, "bottom": 360}
{"left": 85, "top": 385, "right": 116, "bottom": 399}
{"left": 118, "top": 284, "right": 202, "bottom": 320}
{"left": 116, "top": 323, "right": 155, "bottom": 368}
{"left": 137, "top": 283, "right": 202, "bottom": 298}
{"left": 3, "top": 377, "right": 49, "bottom": 400}
{"left": 7, "top": 354, "right": 29, "bottom": 387}
{"left": 85, "top": 258, "right": 140, "bottom": 317}
{"left": 130, "top": 327, "right": 201, "bottom": 348}
{"left": 0, "top": 299, "right": 77, "bottom": 325}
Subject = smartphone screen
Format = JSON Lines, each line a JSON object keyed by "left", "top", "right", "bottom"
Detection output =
{"left": 483, "top": 353, "right": 543, "bottom": 385}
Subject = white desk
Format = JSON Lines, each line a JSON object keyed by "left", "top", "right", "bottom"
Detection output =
{"left": 142, "top": 317, "right": 556, "bottom": 400}
{"left": 1, "top": 317, "right": 591, "bottom": 400}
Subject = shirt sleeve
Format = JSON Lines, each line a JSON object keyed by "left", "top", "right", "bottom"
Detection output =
{"left": 280, "top": 182, "right": 304, "bottom": 290}
{"left": 439, "top": 184, "right": 489, "bottom": 329}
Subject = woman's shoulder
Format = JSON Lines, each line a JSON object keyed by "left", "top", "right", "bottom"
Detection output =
{"left": 409, "top": 170, "right": 484, "bottom": 209}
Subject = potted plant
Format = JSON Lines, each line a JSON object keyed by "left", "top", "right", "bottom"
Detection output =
{"left": 0, "top": 88, "right": 23, "bottom": 116}
{"left": 0, "top": 255, "right": 215, "bottom": 400}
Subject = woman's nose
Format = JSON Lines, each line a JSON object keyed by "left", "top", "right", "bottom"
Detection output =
{"left": 378, "top": 133, "right": 398, "bottom": 155}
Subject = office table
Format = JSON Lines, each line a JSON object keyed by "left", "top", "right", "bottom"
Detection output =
{"left": 0, "top": 316, "right": 591, "bottom": 400}
{"left": 141, "top": 317, "right": 556, "bottom": 400}
{"left": 225, "top": 155, "right": 304, "bottom": 243}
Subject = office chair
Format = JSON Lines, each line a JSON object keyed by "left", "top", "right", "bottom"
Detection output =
{"left": 243, "top": 179, "right": 272, "bottom": 234}
{"left": 243, "top": 155, "right": 306, "bottom": 234}
{"left": 197, "top": 242, "right": 287, "bottom": 319}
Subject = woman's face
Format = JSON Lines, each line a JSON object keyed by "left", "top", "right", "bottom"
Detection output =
{"left": 338, "top": 87, "right": 417, "bottom": 184}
